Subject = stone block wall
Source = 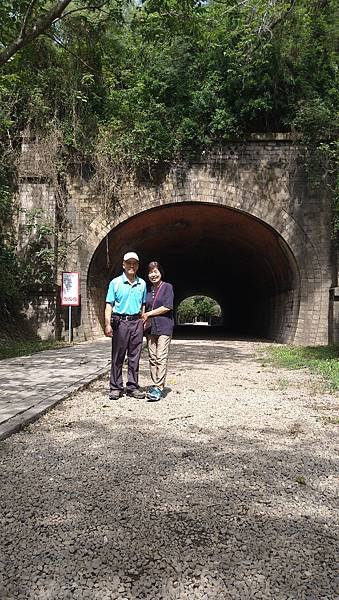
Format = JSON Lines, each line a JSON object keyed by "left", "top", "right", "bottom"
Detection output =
{"left": 20, "top": 294, "right": 56, "bottom": 340}
{"left": 17, "top": 136, "right": 338, "bottom": 345}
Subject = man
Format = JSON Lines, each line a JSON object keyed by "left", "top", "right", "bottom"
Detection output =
{"left": 104, "top": 252, "right": 146, "bottom": 400}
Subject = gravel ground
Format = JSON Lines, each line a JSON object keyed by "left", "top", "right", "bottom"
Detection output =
{"left": 0, "top": 338, "right": 338, "bottom": 600}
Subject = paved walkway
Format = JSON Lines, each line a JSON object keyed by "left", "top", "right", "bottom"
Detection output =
{"left": 0, "top": 338, "right": 111, "bottom": 441}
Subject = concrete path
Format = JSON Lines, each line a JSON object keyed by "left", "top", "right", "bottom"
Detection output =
{"left": 0, "top": 338, "right": 111, "bottom": 441}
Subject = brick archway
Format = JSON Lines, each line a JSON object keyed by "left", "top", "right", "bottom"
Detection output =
{"left": 17, "top": 139, "right": 334, "bottom": 343}
{"left": 82, "top": 194, "right": 322, "bottom": 344}
{"left": 58, "top": 138, "right": 333, "bottom": 345}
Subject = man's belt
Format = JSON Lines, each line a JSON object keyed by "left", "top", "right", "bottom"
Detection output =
{"left": 112, "top": 313, "right": 141, "bottom": 321}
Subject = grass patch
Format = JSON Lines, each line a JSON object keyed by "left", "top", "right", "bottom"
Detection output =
{"left": 263, "top": 345, "right": 339, "bottom": 392}
{"left": 318, "top": 415, "right": 339, "bottom": 426}
{"left": 0, "top": 339, "right": 70, "bottom": 360}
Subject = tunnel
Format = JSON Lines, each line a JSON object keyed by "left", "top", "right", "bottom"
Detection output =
{"left": 87, "top": 203, "right": 300, "bottom": 342}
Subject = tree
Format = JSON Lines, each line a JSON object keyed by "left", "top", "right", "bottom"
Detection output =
{"left": 177, "top": 296, "right": 221, "bottom": 323}
{"left": 194, "top": 296, "right": 221, "bottom": 321}
{"left": 0, "top": 0, "right": 131, "bottom": 66}
{"left": 0, "top": 0, "right": 74, "bottom": 66}
{"left": 176, "top": 298, "right": 196, "bottom": 324}
{"left": 0, "top": 0, "right": 337, "bottom": 315}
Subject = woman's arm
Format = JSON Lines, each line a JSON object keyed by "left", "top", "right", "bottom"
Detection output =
{"left": 142, "top": 282, "right": 173, "bottom": 322}
{"left": 142, "top": 305, "right": 170, "bottom": 322}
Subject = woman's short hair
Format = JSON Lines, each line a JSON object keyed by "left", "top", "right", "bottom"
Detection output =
{"left": 147, "top": 261, "right": 164, "bottom": 278}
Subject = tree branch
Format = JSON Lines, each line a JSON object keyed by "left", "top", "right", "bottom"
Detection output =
{"left": 0, "top": 0, "right": 73, "bottom": 67}
{"left": 19, "top": 0, "right": 38, "bottom": 38}
{"left": 53, "top": 1, "right": 111, "bottom": 23}
{"left": 258, "top": 0, "right": 297, "bottom": 36}
{"left": 45, "top": 32, "right": 96, "bottom": 72}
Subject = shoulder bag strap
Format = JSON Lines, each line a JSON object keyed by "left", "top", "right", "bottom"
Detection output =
{"left": 151, "top": 282, "right": 163, "bottom": 309}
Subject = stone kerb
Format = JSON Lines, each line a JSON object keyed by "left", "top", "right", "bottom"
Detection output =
{"left": 81, "top": 177, "right": 323, "bottom": 344}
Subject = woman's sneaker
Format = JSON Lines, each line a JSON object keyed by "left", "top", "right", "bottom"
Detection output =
{"left": 146, "top": 386, "right": 162, "bottom": 402}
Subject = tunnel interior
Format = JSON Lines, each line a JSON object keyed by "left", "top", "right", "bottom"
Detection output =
{"left": 87, "top": 203, "right": 300, "bottom": 341}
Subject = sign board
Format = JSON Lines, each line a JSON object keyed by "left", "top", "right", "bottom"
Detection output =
{"left": 61, "top": 272, "right": 80, "bottom": 306}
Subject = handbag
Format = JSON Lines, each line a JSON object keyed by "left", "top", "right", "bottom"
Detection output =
{"left": 144, "top": 283, "right": 163, "bottom": 333}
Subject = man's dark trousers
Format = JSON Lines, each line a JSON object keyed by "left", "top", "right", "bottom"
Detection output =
{"left": 110, "top": 319, "right": 144, "bottom": 392}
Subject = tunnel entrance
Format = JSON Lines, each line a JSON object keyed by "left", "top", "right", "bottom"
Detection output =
{"left": 87, "top": 203, "right": 299, "bottom": 342}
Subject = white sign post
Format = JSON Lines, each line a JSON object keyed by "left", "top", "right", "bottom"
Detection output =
{"left": 61, "top": 272, "right": 80, "bottom": 343}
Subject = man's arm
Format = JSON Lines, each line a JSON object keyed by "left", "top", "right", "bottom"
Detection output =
{"left": 104, "top": 302, "right": 113, "bottom": 337}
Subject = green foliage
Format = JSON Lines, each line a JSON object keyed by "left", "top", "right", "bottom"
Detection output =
{"left": 177, "top": 295, "right": 221, "bottom": 323}
{"left": 0, "top": 204, "right": 57, "bottom": 311}
{"left": 1, "top": 0, "right": 337, "bottom": 163}
{"left": 0, "top": 0, "right": 337, "bottom": 312}
{"left": 264, "top": 345, "right": 339, "bottom": 392}
{"left": 18, "top": 208, "right": 56, "bottom": 290}
{"left": 0, "top": 242, "right": 21, "bottom": 308}
{"left": 0, "top": 121, "right": 20, "bottom": 309}
{"left": 176, "top": 297, "right": 196, "bottom": 323}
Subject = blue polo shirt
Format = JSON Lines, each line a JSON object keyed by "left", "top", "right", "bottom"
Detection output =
{"left": 106, "top": 272, "right": 146, "bottom": 315}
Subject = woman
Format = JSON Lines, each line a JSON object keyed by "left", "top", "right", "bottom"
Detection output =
{"left": 142, "top": 261, "right": 174, "bottom": 401}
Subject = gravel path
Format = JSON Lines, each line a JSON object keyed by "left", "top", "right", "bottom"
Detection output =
{"left": 0, "top": 338, "right": 338, "bottom": 600}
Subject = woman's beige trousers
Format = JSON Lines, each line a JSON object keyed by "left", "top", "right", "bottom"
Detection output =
{"left": 146, "top": 334, "right": 171, "bottom": 389}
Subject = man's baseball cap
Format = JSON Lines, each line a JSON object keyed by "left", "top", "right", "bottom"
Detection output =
{"left": 123, "top": 251, "right": 139, "bottom": 262}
